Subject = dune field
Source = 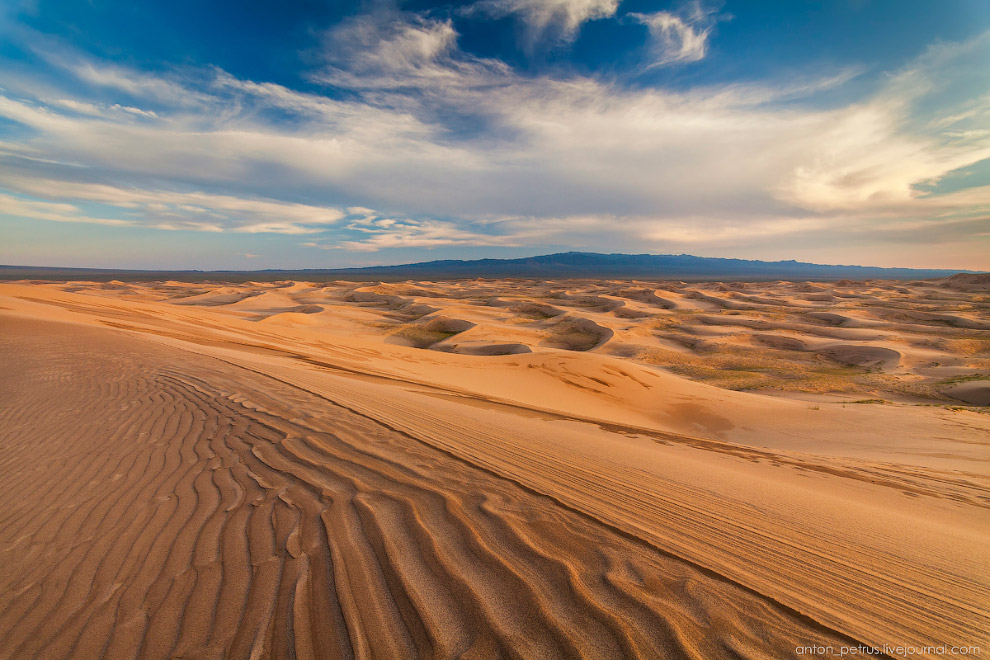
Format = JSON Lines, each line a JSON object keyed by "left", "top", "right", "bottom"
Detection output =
{"left": 0, "top": 276, "right": 988, "bottom": 659}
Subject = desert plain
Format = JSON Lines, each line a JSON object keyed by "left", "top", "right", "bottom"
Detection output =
{"left": 0, "top": 275, "right": 988, "bottom": 659}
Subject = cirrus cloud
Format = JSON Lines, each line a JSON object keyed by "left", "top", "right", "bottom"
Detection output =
{"left": 630, "top": 1, "right": 723, "bottom": 67}
{"left": 462, "top": 0, "right": 619, "bottom": 46}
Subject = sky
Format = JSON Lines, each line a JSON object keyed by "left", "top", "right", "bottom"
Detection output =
{"left": 0, "top": 0, "right": 988, "bottom": 271}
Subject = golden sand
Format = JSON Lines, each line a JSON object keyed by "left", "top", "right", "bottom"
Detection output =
{"left": 0, "top": 278, "right": 987, "bottom": 659}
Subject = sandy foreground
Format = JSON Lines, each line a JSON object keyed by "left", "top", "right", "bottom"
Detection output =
{"left": 0, "top": 278, "right": 987, "bottom": 659}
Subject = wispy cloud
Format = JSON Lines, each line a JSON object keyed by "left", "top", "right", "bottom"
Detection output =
{"left": 463, "top": 0, "right": 619, "bottom": 46}
{"left": 629, "top": 1, "right": 722, "bottom": 67}
{"left": 0, "top": 171, "right": 347, "bottom": 234}
{"left": 309, "top": 216, "right": 524, "bottom": 252}
{"left": 0, "top": 192, "right": 134, "bottom": 227}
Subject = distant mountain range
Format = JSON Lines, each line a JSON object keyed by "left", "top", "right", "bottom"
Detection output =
{"left": 0, "top": 252, "right": 980, "bottom": 283}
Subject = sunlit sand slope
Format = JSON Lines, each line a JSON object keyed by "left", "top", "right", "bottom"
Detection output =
{"left": 1, "top": 317, "right": 854, "bottom": 659}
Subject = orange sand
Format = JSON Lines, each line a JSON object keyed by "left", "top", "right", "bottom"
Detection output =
{"left": 0, "top": 279, "right": 987, "bottom": 659}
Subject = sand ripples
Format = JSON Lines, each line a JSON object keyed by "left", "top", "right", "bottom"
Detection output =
{"left": 0, "top": 317, "right": 859, "bottom": 659}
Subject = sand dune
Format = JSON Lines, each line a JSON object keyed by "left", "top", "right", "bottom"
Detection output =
{"left": 946, "top": 380, "right": 990, "bottom": 406}
{"left": 942, "top": 273, "right": 990, "bottom": 292}
{"left": 816, "top": 344, "right": 902, "bottom": 367}
{"left": 751, "top": 333, "right": 809, "bottom": 351}
{"left": 1, "top": 278, "right": 988, "bottom": 659}
{"left": 541, "top": 317, "right": 614, "bottom": 351}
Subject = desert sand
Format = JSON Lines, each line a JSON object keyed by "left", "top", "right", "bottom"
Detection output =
{"left": 0, "top": 277, "right": 987, "bottom": 659}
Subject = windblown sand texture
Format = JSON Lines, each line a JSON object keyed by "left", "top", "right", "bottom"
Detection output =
{"left": 1, "top": 276, "right": 988, "bottom": 659}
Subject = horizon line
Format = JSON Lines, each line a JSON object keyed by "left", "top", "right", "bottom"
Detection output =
{"left": 0, "top": 251, "right": 984, "bottom": 276}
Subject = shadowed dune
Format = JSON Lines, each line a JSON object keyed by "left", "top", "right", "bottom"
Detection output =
{"left": 444, "top": 341, "right": 533, "bottom": 356}
{"left": 613, "top": 306, "right": 651, "bottom": 319}
{"left": 290, "top": 304, "right": 324, "bottom": 314}
{"left": 945, "top": 380, "right": 990, "bottom": 406}
{"left": 541, "top": 317, "right": 614, "bottom": 351}
{"left": 345, "top": 290, "right": 407, "bottom": 306}
{"left": 551, "top": 293, "right": 624, "bottom": 313}
{"left": 806, "top": 312, "right": 855, "bottom": 326}
{"left": 386, "top": 316, "right": 476, "bottom": 349}
{"left": 613, "top": 288, "right": 676, "bottom": 309}
{"left": 510, "top": 302, "right": 566, "bottom": 319}
{"left": 751, "top": 333, "right": 809, "bottom": 351}
{"left": 942, "top": 273, "right": 990, "bottom": 292}
{"left": 173, "top": 289, "right": 265, "bottom": 306}
{"left": 816, "top": 344, "right": 901, "bottom": 368}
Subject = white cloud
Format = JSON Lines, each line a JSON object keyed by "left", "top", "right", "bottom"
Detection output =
{"left": 305, "top": 217, "right": 523, "bottom": 252}
{"left": 0, "top": 173, "right": 347, "bottom": 234}
{"left": 51, "top": 98, "right": 102, "bottom": 115}
{"left": 463, "top": 0, "right": 619, "bottom": 45}
{"left": 316, "top": 13, "right": 509, "bottom": 92}
{"left": 65, "top": 58, "right": 212, "bottom": 108}
{"left": 630, "top": 1, "right": 721, "bottom": 67}
{"left": 111, "top": 104, "right": 159, "bottom": 118}
{"left": 777, "top": 36, "right": 990, "bottom": 213}
{"left": 0, "top": 192, "right": 134, "bottom": 227}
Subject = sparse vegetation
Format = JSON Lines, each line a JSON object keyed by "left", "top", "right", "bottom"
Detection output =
{"left": 391, "top": 326, "right": 461, "bottom": 347}
{"left": 945, "top": 339, "right": 990, "bottom": 356}
{"left": 936, "top": 373, "right": 990, "bottom": 385}
{"left": 543, "top": 319, "right": 611, "bottom": 351}
{"left": 638, "top": 345, "right": 865, "bottom": 392}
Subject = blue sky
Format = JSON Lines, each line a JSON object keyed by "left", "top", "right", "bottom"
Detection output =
{"left": 1, "top": 0, "right": 988, "bottom": 270}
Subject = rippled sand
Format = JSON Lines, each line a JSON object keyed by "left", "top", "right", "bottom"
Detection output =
{"left": 1, "top": 277, "right": 987, "bottom": 659}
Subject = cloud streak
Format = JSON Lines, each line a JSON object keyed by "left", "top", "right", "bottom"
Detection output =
{"left": 307, "top": 216, "right": 526, "bottom": 252}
